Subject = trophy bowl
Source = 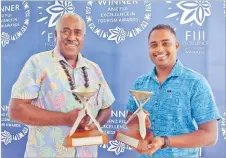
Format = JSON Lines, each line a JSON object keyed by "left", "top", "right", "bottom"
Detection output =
{"left": 72, "top": 87, "right": 97, "bottom": 99}
{"left": 129, "top": 90, "right": 153, "bottom": 101}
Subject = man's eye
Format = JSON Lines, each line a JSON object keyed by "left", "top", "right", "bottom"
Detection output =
{"left": 150, "top": 44, "right": 157, "bottom": 48}
{"left": 62, "top": 29, "right": 71, "bottom": 35}
{"left": 63, "top": 30, "right": 69, "bottom": 34}
{"left": 75, "top": 31, "right": 82, "bottom": 36}
{"left": 163, "top": 42, "right": 170, "bottom": 46}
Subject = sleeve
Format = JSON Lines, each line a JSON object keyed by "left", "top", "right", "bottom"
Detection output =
{"left": 11, "top": 55, "right": 44, "bottom": 99}
{"left": 95, "top": 65, "right": 115, "bottom": 109}
{"left": 191, "top": 77, "right": 222, "bottom": 125}
{"left": 126, "top": 78, "right": 141, "bottom": 113}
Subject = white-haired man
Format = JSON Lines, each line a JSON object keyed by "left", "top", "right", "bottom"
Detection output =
{"left": 9, "top": 13, "right": 115, "bottom": 157}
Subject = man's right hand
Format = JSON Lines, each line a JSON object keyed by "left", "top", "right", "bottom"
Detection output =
{"left": 65, "top": 109, "right": 80, "bottom": 126}
{"left": 65, "top": 109, "right": 90, "bottom": 128}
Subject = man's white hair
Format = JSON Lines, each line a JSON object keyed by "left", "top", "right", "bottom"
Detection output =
{"left": 55, "top": 13, "right": 86, "bottom": 34}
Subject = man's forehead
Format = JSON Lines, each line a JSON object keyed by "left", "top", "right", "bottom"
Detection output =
{"left": 149, "top": 39, "right": 171, "bottom": 43}
{"left": 149, "top": 30, "right": 176, "bottom": 41}
{"left": 61, "top": 19, "right": 82, "bottom": 25}
{"left": 62, "top": 15, "right": 80, "bottom": 21}
{"left": 60, "top": 19, "right": 84, "bottom": 29}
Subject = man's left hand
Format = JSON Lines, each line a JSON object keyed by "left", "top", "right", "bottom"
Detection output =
{"left": 146, "top": 137, "right": 165, "bottom": 155}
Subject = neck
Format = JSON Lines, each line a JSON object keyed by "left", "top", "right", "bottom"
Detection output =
{"left": 156, "top": 62, "right": 176, "bottom": 83}
{"left": 65, "top": 56, "right": 78, "bottom": 68}
{"left": 56, "top": 47, "right": 79, "bottom": 68}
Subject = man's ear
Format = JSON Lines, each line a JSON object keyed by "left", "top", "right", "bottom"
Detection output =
{"left": 176, "top": 41, "right": 180, "bottom": 52}
{"left": 54, "top": 30, "right": 57, "bottom": 41}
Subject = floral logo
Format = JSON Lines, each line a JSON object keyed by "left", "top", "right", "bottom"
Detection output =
{"left": 1, "top": 1, "right": 30, "bottom": 47}
{"left": 1, "top": 130, "right": 12, "bottom": 145}
{"left": 221, "top": 112, "right": 226, "bottom": 140}
{"left": 108, "top": 27, "right": 126, "bottom": 44}
{"left": 1, "top": 127, "right": 29, "bottom": 145}
{"left": 37, "top": 1, "right": 75, "bottom": 35}
{"left": 165, "top": 1, "right": 211, "bottom": 26}
{"left": 99, "top": 139, "right": 132, "bottom": 155}
{"left": 1, "top": 32, "right": 10, "bottom": 47}
{"left": 107, "top": 140, "right": 126, "bottom": 155}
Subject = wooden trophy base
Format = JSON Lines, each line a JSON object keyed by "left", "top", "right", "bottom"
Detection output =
{"left": 113, "top": 130, "right": 153, "bottom": 152}
{"left": 64, "top": 129, "right": 109, "bottom": 147}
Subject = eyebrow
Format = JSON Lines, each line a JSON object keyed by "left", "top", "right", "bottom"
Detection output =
{"left": 62, "top": 27, "right": 83, "bottom": 32}
{"left": 150, "top": 39, "right": 171, "bottom": 44}
{"left": 62, "top": 27, "right": 71, "bottom": 30}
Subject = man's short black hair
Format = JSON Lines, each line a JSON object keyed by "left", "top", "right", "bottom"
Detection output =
{"left": 148, "top": 24, "right": 176, "bottom": 39}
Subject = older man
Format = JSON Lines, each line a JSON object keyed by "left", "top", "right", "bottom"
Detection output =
{"left": 9, "top": 13, "right": 115, "bottom": 157}
{"left": 126, "top": 24, "right": 221, "bottom": 157}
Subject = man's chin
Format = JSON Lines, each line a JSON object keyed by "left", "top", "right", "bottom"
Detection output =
{"left": 155, "top": 61, "right": 169, "bottom": 68}
{"left": 66, "top": 48, "right": 80, "bottom": 54}
{"left": 61, "top": 50, "right": 79, "bottom": 58}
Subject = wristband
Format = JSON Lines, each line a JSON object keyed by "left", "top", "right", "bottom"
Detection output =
{"left": 160, "top": 136, "right": 169, "bottom": 149}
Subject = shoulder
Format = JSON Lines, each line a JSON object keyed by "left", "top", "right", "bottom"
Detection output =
{"left": 182, "top": 67, "right": 211, "bottom": 92}
{"left": 83, "top": 57, "right": 102, "bottom": 72}
{"left": 28, "top": 50, "right": 53, "bottom": 64}
{"left": 133, "top": 73, "right": 152, "bottom": 86}
{"left": 182, "top": 66, "right": 207, "bottom": 82}
{"left": 82, "top": 57, "right": 105, "bottom": 80}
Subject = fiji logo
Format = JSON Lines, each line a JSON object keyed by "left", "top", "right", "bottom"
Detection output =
{"left": 165, "top": 1, "right": 211, "bottom": 26}
{"left": 37, "top": 1, "right": 75, "bottom": 35}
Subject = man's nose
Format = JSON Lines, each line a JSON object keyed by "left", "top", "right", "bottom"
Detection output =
{"left": 156, "top": 45, "right": 164, "bottom": 52}
{"left": 67, "top": 32, "right": 77, "bottom": 41}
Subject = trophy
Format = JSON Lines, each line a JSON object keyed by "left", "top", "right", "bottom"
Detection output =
{"left": 64, "top": 87, "right": 109, "bottom": 147}
{"left": 113, "top": 90, "right": 154, "bottom": 152}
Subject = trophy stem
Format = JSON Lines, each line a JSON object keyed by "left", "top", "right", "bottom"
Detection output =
{"left": 133, "top": 96, "right": 140, "bottom": 107}
{"left": 140, "top": 97, "right": 151, "bottom": 107}
{"left": 87, "top": 110, "right": 103, "bottom": 133}
{"left": 137, "top": 110, "right": 147, "bottom": 139}
{"left": 69, "top": 109, "right": 86, "bottom": 136}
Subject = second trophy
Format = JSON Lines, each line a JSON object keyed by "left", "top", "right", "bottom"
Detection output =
{"left": 114, "top": 90, "right": 154, "bottom": 152}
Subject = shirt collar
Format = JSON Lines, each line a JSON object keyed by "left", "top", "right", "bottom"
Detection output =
{"left": 150, "top": 59, "right": 184, "bottom": 79}
{"left": 52, "top": 48, "right": 89, "bottom": 69}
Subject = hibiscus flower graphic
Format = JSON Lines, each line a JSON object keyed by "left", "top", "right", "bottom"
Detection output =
{"left": 165, "top": 1, "right": 211, "bottom": 26}
{"left": 37, "top": 1, "right": 75, "bottom": 35}
{"left": 46, "top": 1, "right": 75, "bottom": 27}
{"left": 108, "top": 27, "right": 126, "bottom": 44}
{"left": 107, "top": 140, "right": 125, "bottom": 155}
{"left": 1, "top": 32, "right": 10, "bottom": 47}
{"left": 1, "top": 130, "right": 12, "bottom": 145}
